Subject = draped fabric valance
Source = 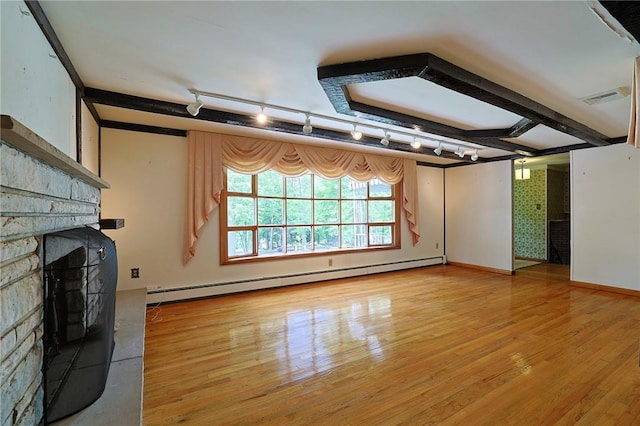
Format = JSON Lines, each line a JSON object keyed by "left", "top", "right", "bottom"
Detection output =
{"left": 184, "top": 130, "right": 420, "bottom": 264}
{"left": 628, "top": 57, "right": 640, "bottom": 149}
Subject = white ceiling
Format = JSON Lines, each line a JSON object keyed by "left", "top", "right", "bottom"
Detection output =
{"left": 40, "top": 0, "right": 640, "bottom": 164}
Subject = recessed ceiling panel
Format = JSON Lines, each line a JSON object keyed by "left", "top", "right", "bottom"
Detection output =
{"left": 349, "top": 77, "right": 523, "bottom": 131}
{"left": 505, "top": 125, "right": 587, "bottom": 150}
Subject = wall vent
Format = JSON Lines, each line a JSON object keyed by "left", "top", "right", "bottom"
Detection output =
{"left": 580, "top": 87, "right": 630, "bottom": 105}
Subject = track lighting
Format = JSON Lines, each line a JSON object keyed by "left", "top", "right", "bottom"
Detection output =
{"left": 186, "top": 94, "right": 204, "bottom": 116}
{"left": 186, "top": 88, "right": 482, "bottom": 156}
{"left": 380, "top": 132, "right": 390, "bottom": 146}
{"left": 351, "top": 124, "right": 362, "bottom": 141}
{"left": 471, "top": 150, "right": 479, "bottom": 161}
{"left": 256, "top": 106, "right": 268, "bottom": 124}
{"left": 302, "top": 114, "right": 313, "bottom": 134}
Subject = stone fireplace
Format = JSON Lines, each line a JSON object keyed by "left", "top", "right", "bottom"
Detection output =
{"left": 1, "top": 115, "right": 109, "bottom": 425}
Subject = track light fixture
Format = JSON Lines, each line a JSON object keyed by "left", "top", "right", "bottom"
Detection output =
{"left": 351, "top": 124, "right": 363, "bottom": 141}
{"left": 186, "top": 94, "right": 204, "bottom": 116}
{"left": 380, "top": 132, "right": 390, "bottom": 146}
{"left": 256, "top": 106, "right": 268, "bottom": 124}
{"left": 471, "top": 150, "right": 479, "bottom": 161}
{"left": 186, "top": 89, "right": 481, "bottom": 158}
{"left": 302, "top": 114, "right": 313, "bottom": 134}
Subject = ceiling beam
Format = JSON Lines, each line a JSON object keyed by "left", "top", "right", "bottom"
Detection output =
{"left": 83, "top": 88, "right": 474, "bottom": 163}
{"left": 318, "top": 52, "right": 611, "bottom": 154}
{"left": 599, "top": 1, "right": 640, "bottom": 42}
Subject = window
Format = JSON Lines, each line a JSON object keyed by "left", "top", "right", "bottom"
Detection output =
{"left": 221, "top": 169, "right": 400, "bottom": 263}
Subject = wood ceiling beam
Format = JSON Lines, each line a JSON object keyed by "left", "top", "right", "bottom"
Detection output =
{"left": 318, "top": 53, "right": 612, "bottom": 157}
{"left": 83, "top": 88, "right": 473, "bottom": 163}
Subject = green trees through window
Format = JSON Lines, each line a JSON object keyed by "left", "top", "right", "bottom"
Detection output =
{"left": 222, "top": 169, "right": 398, "bottom": 262}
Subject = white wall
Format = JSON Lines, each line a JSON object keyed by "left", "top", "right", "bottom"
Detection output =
{"left": 571, "top": 143, "right": 640, "bottom": 290}
{"left": 100, "top": 128, "right": 445, "bottom": 299}
{"left": 81, "top": 102, "right": 100, "bottom": 175}
{"left": 0, "top": 1, "right": 76, "bottom": 157}
{"left": 445, "top": 160, "right": 513, "bottom": 272}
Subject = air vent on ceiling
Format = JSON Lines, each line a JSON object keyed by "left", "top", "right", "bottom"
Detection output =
{"left": 580, "top": 86, "right": 630, "bottom": 105}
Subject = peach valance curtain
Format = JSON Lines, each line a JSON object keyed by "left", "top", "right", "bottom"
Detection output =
{"left": 184, "top": 130, "right": 420, "bottom": 264}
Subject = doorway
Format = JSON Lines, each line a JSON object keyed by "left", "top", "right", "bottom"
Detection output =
{"left": 513, "top": 154, "right": 570, "bottom": 271}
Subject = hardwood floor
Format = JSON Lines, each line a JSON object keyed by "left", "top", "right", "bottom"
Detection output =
{"left": 144, "top": 265, "right": 640, "bottom": 425}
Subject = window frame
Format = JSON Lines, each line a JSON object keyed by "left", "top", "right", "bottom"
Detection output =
{"left": 220, "top": 169, "right": 401, "bottom": 264}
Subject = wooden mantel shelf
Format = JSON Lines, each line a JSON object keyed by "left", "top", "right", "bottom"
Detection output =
{"left": 1, "top": 115, "right": 109, "bottom": 189}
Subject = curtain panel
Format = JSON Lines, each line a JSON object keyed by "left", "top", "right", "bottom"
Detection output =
{"left": 184, "top": 130, "right": 420, "bottom": 264}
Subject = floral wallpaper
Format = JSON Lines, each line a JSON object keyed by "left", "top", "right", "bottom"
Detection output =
{"left": 514, "top": 169, "right": 546, "bottom": 259}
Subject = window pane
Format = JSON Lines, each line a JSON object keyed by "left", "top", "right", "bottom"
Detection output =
{"left": 258, "top": 170, "right": 283, "bottom": 197}
{"left": 341, "top": 200, "right": 367, "bottom": 223}
{"left": 227, "top": 197, "right": 255, "bottom": 226}
{"left": 369, "top": 200, "right": 394, "bottom": 223}
{"left": 228, "top": 230, "right": 253, "bottom": 257}
{"left": 286, "top": 175, "right": 311, "bottom": 198}
{"left": 314, "top": 226, "right": 339, "bottom": 251}
{"left": 341, "top": 177, "right": 367, "bottom": 199}
{"left": 314, "top": 176, "right": 339, "bottom": 199}
{"left": 286, "top": 199, "right": 312, "bottom": 225}
{"left": 341, "top": 225, "right": 367, "bottom": 249}
{"left": 287, "top": 226, "right": 312, "bottom": 253}
{"left": 369, "top": 179, "right": 392, "bottom": 197}
{"left": 227, "top": 169, "right": 252, "bottom": 193}
{"left": 258, "top": 198, "right": 283, "bottom": 225}
{"left": 369, "top": 225, "right": 392, "bottom": 245}
{"left": 314, "top": 200, "right": 339, "bottom": 224}
{"left": 258, "top": 227, "right": 284, "bottom": 255}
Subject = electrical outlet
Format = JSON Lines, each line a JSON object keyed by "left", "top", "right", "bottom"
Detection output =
{"left": 131, "top": 268, "right": 140, "bottom": 279}
{"left": 328, "top": 258, "right": 333, "bottom": 266}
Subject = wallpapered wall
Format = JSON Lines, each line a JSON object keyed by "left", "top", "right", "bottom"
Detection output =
{"left": 514, "top": 169, "right": 547, "bottom": 259}
{"left": 514, "top": 168, "right": 569, "bottom": 260}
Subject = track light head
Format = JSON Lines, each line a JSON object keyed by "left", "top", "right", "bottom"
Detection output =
{"left": 380, "top": 132, "right": 390, "bottom": 146}
{"left": 256, "top": 106, "right": 268, "bottom": 124}
{"left": 186, "top": 94, "right": 204, "bottom": 116}
{"left": 456, "top": 146, "right": 465, "bottom": 158}
{"left": 351, "top": 125, "right": 362, "bottom": 140}
{"left": 411, "top": 138, "right": 421, "bottom": 149}
{"left": 302, "top": 114, "right": 313, "bottom": 134}
{"left": 434, "top": 144, "right": 443, "bottom": 156}
{"left": 471, "top": 150, "right": 479, "bottom": 161}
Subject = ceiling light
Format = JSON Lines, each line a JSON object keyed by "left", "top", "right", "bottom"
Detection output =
{"left": 256, "top": 106, "right": 268, "bottom": 124}
{"left": 186, "top": 94, "right": 204, "bottom": 117}
{"left": 471, "top": 150, "right": 479, "bottom": 161}
{"left": 186, "top": 88, "right": 482, "bottom": 157}
{"left": 455, "top": 146, "right": 465, "bottom": 158}
{"left": 411, "top": 138, "right": 421, "bottom": 149}
{"left": 351, "top": 125, "right": 362, "bottom": 140}
{"left": 515, "top": 160, "right": 531, "bottom": 180}
{"left": 302, "top": 114, "right": 313, "bottom": 134}
{"left": 380, "top": 132, "right": 390, "bottom": 146}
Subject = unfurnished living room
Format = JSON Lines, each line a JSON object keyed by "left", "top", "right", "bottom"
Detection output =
{"left": 1, "top": 1, "right": 640, "bottom": 425}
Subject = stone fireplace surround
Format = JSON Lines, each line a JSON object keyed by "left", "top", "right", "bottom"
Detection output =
{"left": 1, "top": 115, "right": 144, "bottom": 425}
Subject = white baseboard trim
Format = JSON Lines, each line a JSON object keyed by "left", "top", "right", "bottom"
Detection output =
{"left": 147, "top": 256, "right": 445, "bottom": 304}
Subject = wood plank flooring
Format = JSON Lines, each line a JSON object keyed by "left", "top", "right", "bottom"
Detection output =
{"left": 144, "top": 265, "right": 640, "bottom": 425}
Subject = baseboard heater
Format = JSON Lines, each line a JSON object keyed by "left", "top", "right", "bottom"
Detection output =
{"left": 147, "top": 256, "right": 445, "bottom": 304}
